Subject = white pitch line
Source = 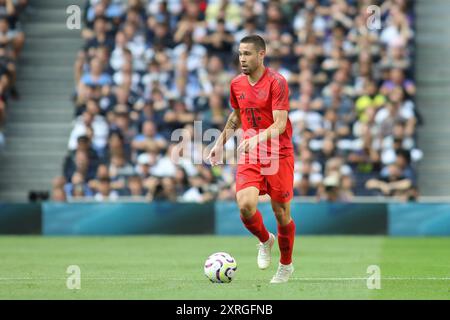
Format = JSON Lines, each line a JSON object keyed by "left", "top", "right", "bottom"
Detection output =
{"left": 291, "top": 277, "right": 450, "bottom": 281}
{"left": 0, "top": 277, "right": 449, "bottom": 281}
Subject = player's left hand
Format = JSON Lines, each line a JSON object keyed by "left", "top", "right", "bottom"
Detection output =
{"left": 238, "top": 136, "right": 258, "bottom": 154}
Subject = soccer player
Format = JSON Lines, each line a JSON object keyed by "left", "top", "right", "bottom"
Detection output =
{"left": 207, "top": 35, "right": 295, "bottom": 283}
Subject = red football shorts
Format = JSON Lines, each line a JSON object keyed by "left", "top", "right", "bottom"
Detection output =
{"left": 235, "top": 155, "right": 294, "bottom": 203}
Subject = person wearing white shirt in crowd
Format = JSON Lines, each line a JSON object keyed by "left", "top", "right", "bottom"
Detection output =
{"left": 68, "top": 111, "right": 109, "bottom": 153}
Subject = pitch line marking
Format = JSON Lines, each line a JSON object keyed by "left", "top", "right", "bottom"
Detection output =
{"left": 0, "top": 277, "right": 449, "bottom": 281}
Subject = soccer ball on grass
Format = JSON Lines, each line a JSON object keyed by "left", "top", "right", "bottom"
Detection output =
{"left": 204, "top": 252, "right": 237, "bottom": 283}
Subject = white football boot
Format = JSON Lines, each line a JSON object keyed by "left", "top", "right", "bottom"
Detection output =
{"left": 270, "top": 263, "right": 294, "bottom": 284}
{"left": 257, "top": 233, "right": 275, "bottom": 269}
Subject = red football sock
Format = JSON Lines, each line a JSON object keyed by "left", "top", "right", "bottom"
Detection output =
{"left": 240, "top": 209, "right": 270, "bottom": 243}
{"left": 278, "top": 220, "right": 296, "bottom": 265}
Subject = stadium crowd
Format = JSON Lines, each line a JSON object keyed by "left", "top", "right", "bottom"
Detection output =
{"left": 0, "top": 0, "right": 27, "bottom": 149}
{"left": 52, "top": 0, "right": 422, "bottom": 203}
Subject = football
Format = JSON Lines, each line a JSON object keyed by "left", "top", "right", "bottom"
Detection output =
{"left": 204, "top": 252, "right": 237, "bottom": 283}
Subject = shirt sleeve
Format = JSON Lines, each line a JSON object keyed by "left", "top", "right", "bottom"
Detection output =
{"left": 229, "top": 83, "right": 239, "bottom": 110}
{"left": 271, "top": 76, "right": 289, "bottom": 111}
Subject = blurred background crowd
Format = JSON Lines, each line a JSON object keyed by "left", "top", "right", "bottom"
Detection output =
{"left": 52, "top": 0, "right": 422, "bottom": 203}
{"left": 0, "top": 0, "right": 27, "bottom": 149}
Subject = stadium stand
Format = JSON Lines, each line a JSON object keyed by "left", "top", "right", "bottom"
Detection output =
{"left": 0, "top": 0, "right": 84, "bottom": 202}
{"left": 0, "top": 0, "right": 424, "bottom": 203}
{"left": 0, "top": 0, "right": 27, "bottom": 148}
{"left": 49, "top": 0, "right": 422, "bottom": 203}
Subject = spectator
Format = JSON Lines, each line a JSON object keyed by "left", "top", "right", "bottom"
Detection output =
{"left": 85, "top": 0, "right": 124, "bottom": 27}
{"left": 68, "top": 110, "right": 109, "bottom": 154}
{"left": 380, "top": 68, "right": 416, "bottom": 97}
{"left": 317, "top": 174, "right": 346, "bottom": 202}
{"left": 80, "top": 57, "right": 113, "bottom": 87}
{"left": 109, "top": 153, "right": 135, "bottom": 187}
{"left": 135, "top": 152, "right": 154, "bottom": 179}
{"left": 181, "top": 175, "right": 214, "bottom": 203}
{"left": 84, "top": 16, "right": 115, "bottom": 52}
{"left": 198, "top": 18, "right": 234, "bottom": 61}
{"left": 198, "top": 92, "right": 227, "bottom": 130}
{"left": 161, "top": 99, "right": 195, "bottom": 138}
{"left": 94, "top": 177, "right": 119, "bottom": 201}
{"left": 109, "top": 104, "right": 138, "bottom": 148}
{"left": 380, "top": 5, "right": 414, "bottom": 49}
{"left": 294, "top": 174, "right": 316, "bottom": 197}
{"left": 152, "top": 176, "right": 177, "bottom": 201}
{"left": 365, "top": 164, "right": 413, "bottom": 197}
{"left": 0, "top": 42, "right": 18, "bottom": 98}
{"left": 340, "top": 175, "right": 355, "bottom": 201}
{"left": 124, "top": 175, "right": 147, "bottom": 198}
{"left": 64, "top": 150, "right": 97, "bottom": 182}
{"left": 355, "top": 81, "right": 386, "bottom": 122}
{"left": 88, "top": 163, "right": 110, "bottom": 192}
{"left": 131, "top": 120, "right": 167, "bottom": 156}
{"left": 380, "top": 39, "right": 411, "bottom": 71}
{"left": 0, "top": 16, "right": 24, "bottom": 59}
{"left": 174, "top": 166, "right": 189, "bottom": 195}
{"left": 52, "top": 175, "right": 67, "bottom": 190}
{"left": 52, "top": 187, "right": 67, "bottom": 202}
{"left": 234, "top": 17, "right": 264, "bottom": 48}
{"left": 64, "top": 171, "right": 94, "bottom": 200}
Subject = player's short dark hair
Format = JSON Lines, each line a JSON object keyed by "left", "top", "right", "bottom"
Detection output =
{"left": 240, "top": 35, "right": 266, "bottom": 51}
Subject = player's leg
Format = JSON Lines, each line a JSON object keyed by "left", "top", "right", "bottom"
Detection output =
{"left": 265, "top": 156, "right": 296, "bottom": 283}
{"left": 272, "top": 200, "right": 296, "bottom": 259}
{"left": 270, "top": 200, "right": 295, "bottom": 283}
{"left": 236, "top": 186, "right": 271, "bottom": 243}
{"left": 236, "top": 186, "right": 275, "bottom": 269}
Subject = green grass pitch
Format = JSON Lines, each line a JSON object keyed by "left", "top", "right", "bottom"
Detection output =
{"left": 0, "top": 236, "right": 449, "bottom": 299}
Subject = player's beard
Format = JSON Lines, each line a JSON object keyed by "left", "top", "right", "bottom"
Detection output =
{"left": 241, "top": 64, "right": 252, "bottom": 75}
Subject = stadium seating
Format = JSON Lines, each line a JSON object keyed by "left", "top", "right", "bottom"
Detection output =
{"left": 0, "top": 0, "right": 27, "bottom": 149}
{"left": 54, "top": 0, "right": 421, "bottom": 203}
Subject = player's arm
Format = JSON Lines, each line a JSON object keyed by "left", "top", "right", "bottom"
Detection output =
{"left": 237, "top": 110, "right": 287, "bottom": 154}
{"left": 207, "top": 109, "right": 241, "bottom": 165}
{"left": 259, "top": 109, "right": 288, "bottom": 143}
{"left": 215, "top": 109, "right": 241, "bottom": 146}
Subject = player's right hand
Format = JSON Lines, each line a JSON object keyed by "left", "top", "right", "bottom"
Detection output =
{"left": 207, "top": 145, "right": 223, "bottom": 166}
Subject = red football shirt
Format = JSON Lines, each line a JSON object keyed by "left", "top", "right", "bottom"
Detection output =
{"left": 229, "top": 67, "right": 293, "bottom": 161}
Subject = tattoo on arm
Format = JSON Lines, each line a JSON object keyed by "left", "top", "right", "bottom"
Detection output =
{"left": 217, "top": 110, "right": 241, "bottom": 145}
{"left": 228, "top": 119, "right": 238, "bottom": 130}
{"left": 225, "top": 110, "right": 241, "bottom": 130}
